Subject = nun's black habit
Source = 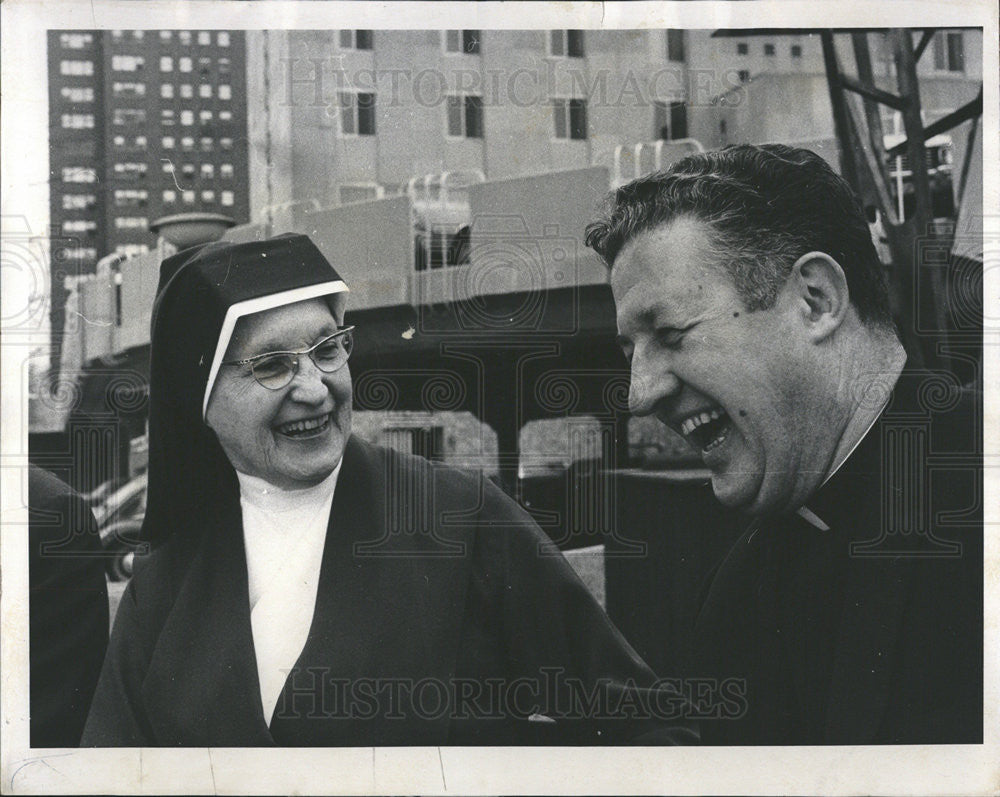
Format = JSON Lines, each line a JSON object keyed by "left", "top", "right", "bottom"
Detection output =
{"left": 82, "top": 235, "right": 691, "bottom": 746}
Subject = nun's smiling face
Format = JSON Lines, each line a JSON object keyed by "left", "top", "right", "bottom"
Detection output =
{"left": 206, "top": 298, "right": 352, "bottom": 490}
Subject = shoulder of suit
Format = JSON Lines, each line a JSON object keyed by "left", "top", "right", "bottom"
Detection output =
{"left": 352, "top": 437, "right": 530, "bottom": 523}
{"left": 352, "top": 436, "right": 487, "bottom": 495}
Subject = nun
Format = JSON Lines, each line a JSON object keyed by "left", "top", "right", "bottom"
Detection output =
{"left": 82, "top": 234, "right": 692, "bottom": 746}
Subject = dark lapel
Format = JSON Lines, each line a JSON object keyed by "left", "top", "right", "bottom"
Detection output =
{"left": 141, "top": 497, "right": 275, "bottom": 746}
{"left": 268, "top": 437, "right": 474, "bottom": 746}
{"left": 811, "top": 375, "right": 922, "bottom": 744}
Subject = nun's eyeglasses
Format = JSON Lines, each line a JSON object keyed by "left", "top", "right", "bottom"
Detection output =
{"left": 222, "top": 326, "right": 355, "bottom": 390}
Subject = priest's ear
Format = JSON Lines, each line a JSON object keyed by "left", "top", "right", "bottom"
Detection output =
{"left": 784, "top": 251, "right": 850, "bottom": 342}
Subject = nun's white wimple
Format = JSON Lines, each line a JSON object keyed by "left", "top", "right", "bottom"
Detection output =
{"left": 201, "top": 280, "right": 349, "bottom": 419}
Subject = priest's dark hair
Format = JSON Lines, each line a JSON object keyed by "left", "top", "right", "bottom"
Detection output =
{"left": 142, "top": 234, "right": 348, "bottom": 546}
{"left": 585, "top": 143, "right": 894, "bottom": 329}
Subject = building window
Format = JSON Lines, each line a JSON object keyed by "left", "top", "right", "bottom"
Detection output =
{"left": 221, "top": 137, "right": 233, "bottom": 150}
{"left": 550, "top": 30, "right": 584, "bottom": 58}
{"left": 114, "top": 162, "right": 148, "bottom": 180}
{"left": 181, "top": 136, "right": 195, "bottom": 150}
{"left": 113, "top": 189, "right": 147, "bottom": 207}
{"left": 666, "top": 30, "right": 685, "bottom": 62}
{"left": 159, "top": 31, "right": 172, "bottom": 41}
{"left": 112, "top": 81, "right": 146, "bottom": 98}
{"left": 218, "top": 57, "right": 231, "bottom": 75}
{"left": 218, "top": 32, "right": 230, "bottom": 47}
{"left": 181, "top": 110, "right": 194, "bottom": 126}
{"left": 163, "top": 189, "right": 177, "bottom": 203}
{"left": 59, "top": 247, "right": 98, "bottom": 261}
{"left": 201, "top": 190, "right": 215, "bottom": 203}
{"left": 60, "top": 60, "right": 94, "bottom": 76}
{"left": 162, "top": 136, "right": 175, "bottom": 149}
{"left": 764, "top": 43, "right": 776, "bottom": 56}
{"left": 445, "top": 30, "right": 480, "bottom": 54}
{"left": 61, "top": 113, "right": 95, "bottom": 129}
{"left": 113, "top": 108, "right": 146, "bottom": 125}
{"left": 446, "top": 94, "right": 484, "bottom": 139}
{"left": 669, "top": 101, "right": 687, "bottom": 139}
{"left": 60, "top": 86, "right": 94, "bottom": 102}
{"left": 180, "top": 84, "right": 193, "bottom": 99}
{"left": 200, "top": 137, "right": 214, "bottom": 151}
{"left": 160, "top": 56, "right": 173, "bottom": 72}
{"left": 111, "top": 55, "right": 144, "bottom": 72}
{"left": 198, "top": 31, "right": 211, "bottom": 45}
{"left": 114, "top": 217, "right": 148, "bottom": 230}
{"left": 178, "top": 31, "right": 192, "bottom": 46}
{"left": 61, "top": 165, "right": 95, "bottom": 182}
{"left": 221, "top": 190, "right": 234, "bottom": 207}
{"left": 182, "top": 190, "right": 195, "bottom": 204}
{"left": 112, "top": 136, "right": 147, "bottom": 152}
{"left": 738, "top": 69, "right": 750, "bottom": 83}
{"left": 199, "top": 84, "right": 213, "bottom": 99}
{"left": 219, "top": 110, "right": 233, "bottom": 122}
{"left": 736, "top": 42, "right": 749, "bottom": 55}
{"left": 181, "top": 163, "right": 196, "bottom": 178}
{"left": 179, "top": 56, "right": 193, "bottom": 73}
{"left": 59, "top": 33, "right": 93, "bottom": 49}
{"left": 62, "top": 219, "right": 97, "bottom": 234}
{"left": 201, "top": 163, "right": 214, "bottom": 179}
{"left": 338, "top": 91, "right": 376, "bottom": 136}
{"left": 62, "top": 194, "right": 95, "bottom": 210}
{"left": 552, "top": 98, "right": 587, "bottom": 140}
{"left": 199, "top": 109, "right": 213, "bottom": 124}
{"left": 655, "top": 100, "right": 688, "bottom": 139}
{"left": 933, "top": 31, "right": 964, "bottom": 72}
{"left": 339, "top": 30, "right": 373, "bottom": 50}
{"left": 218, "top": 84, "right": 232, "bottom": 100}
{"left": 791, "top": 44, "right": 803, "bottom": 58}
{"left": 161, "top": 84, "right": 174, "bottom": 99}
{"left": 221, "top": 164, "right": 234, "bottom": 179}
{"left": 161, "top": 109, "right": 175, "bottom": 126}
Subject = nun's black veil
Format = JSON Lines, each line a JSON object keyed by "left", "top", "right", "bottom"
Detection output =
{"left": 142, "top": 234, "right": 348, "bottom": 547}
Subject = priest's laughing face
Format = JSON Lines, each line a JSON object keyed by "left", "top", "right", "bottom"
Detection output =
{"left": 206, "top": 298, "right": 353, "bottom": 490}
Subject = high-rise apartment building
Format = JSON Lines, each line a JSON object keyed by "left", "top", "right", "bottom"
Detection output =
{"left": 47, "top": 29, "right": 249, "bottom": 348}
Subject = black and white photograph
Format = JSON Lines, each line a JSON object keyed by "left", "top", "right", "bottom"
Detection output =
{"left": 1, "top": 1, "right": 996, "bottom": 794}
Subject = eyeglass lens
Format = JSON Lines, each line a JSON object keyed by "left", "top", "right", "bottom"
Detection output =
{"left": 251, "top": 329, "right": 353, "bottom": 389}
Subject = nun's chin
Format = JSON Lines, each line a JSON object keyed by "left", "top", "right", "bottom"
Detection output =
{"left": 268, "top": 422, "right": 348, "bottom": 490}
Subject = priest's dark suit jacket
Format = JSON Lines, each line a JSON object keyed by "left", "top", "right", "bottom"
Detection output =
{"left": 83, "top": 436, "right": 689, "bottom": 746}
{"left": 693, "top": 371, "right": 983, "bottom": 744}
